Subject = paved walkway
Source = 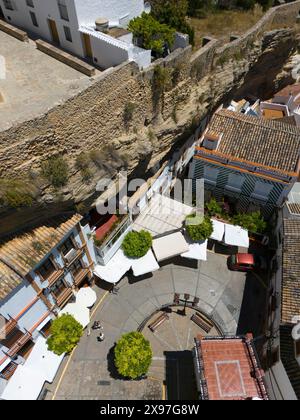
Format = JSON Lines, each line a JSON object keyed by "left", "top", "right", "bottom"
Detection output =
{"left": 46, "top": 252, "right": 247, "bottom": 400}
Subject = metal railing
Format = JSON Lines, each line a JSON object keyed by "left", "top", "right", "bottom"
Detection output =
{"left": 95, "top": 216, "right": 131, "bottom": 258}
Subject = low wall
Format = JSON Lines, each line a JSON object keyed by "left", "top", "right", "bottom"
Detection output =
{"left": 0, "top": 19, "right": 28, "bottom": 42}
{"left": 36, "top": 39, "right": 96, "bottom": 77}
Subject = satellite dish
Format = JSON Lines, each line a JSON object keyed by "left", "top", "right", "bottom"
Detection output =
{"left": 144, "top": 2, "right": 151, "bottom": 14}
{"left": 292, "top": 322, "right": 300, "bottom": 341}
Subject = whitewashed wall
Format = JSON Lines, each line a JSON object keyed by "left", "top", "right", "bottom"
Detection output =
{"left": 73, "top": 0, "right": 145, "bottom": 26}
{"left": 0, "top": 0, "right": 86, "bottom": 57}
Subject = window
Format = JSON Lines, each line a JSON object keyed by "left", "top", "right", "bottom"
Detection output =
{"left": 251, "top": 181, "right": 273, "bottom": 202}
{"left": 57, "top": 0, "right": 69, "bottom": 21}
{"left": 29, "top": 11, "right": 38, "bottom": 27}
{"left": 63, "top": 25, "right": 72, "bottom": 42}
{"left": 26, "top": 0, "right": 34, "bottom": 7}
{"left": 70, "top": 259, "right": 82, "bottom": 276}
{"left": 60, "top": 236, "right": 75, "bottom": 256}
{"left": 203, "top": 166, "right": 219, "bottom": 186}
{"left": 225, "top": 173, "right": 244, "bottom": 193}
{"left": 296, "top": 340, "right": 300, "bottom": 357}
{"left": 39, "top": 258, "right": 55, "bottom": 280}
{"left": 3, "top": 0, "right": 14, "bottom": 10}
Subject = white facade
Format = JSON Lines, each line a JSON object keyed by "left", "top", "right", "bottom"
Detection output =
{"left": 0, "top": 0, "right": 151, "bottom": 69}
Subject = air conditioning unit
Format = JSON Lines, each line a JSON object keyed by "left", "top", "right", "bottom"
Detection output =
{"left": 64, "top": 248, "right": 77, "bottom": 263}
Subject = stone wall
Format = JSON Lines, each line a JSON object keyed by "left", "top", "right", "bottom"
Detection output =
{"left": 0, "top": 1, "right": 300, "bottom": 236}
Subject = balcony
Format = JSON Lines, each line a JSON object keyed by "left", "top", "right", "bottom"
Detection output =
{"left": 95, "top": 215, "right": 131, "bottom": 259}
{"left": 0, "top": 317, "right": 17, "bottom": 338}
{"left": 7, "top": 332, "right": 32, "bottom": 358}
{"left": 55, "top": 287, "right": 74, "bottom": 308}
{"left": 41, "top": 268, "right": 65, "bottom": 287}
{"left": 63, "top": 247, "right": 84, "bottom": 267}
{"left": 72, "top": 268, "right": 91, "bottom": 286}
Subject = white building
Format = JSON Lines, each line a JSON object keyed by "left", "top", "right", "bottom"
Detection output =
{"left": 0, "top": 0, "right": 152, "bottom": 69}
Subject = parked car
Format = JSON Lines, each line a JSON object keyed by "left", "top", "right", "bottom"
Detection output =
{"left": 228, "top": 253, "right": 267, "bottom": 272}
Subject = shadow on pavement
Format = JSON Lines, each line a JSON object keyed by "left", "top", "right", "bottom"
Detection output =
{"left": 164, "top": 351, "right": 198, "bottom": 400}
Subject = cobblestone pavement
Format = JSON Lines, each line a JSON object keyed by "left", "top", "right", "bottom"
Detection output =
{"left": 46, "top": 251, "right": 247, "bottom": 400}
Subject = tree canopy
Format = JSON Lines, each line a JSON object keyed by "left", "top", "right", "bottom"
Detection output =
{"left": 128, "top": 12, "right": 175, "bottom": 56}
{"left": 185, "top": 215, "right": 213, "bottom": 241}
{"left": 47, "top": 314, "right": 83, "bottom": 356}
{"left": 232, "top": 211, "right": 267, "bottom": 233}
{"left": 151, "top": 0, "right": 195, "bottom": 45}
{"left": 122, "top": 230, "right": 153, "bottom": 258}
{"left": 114, "top": 332, "right": 153, "bottom": 379}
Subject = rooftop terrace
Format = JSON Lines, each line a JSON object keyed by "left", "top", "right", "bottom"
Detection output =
{"left": 0, "top": 32, "right": 97, "bottom": 132}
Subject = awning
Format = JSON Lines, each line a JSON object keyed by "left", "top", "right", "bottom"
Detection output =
{"left": 60, "top": 303, "right": 90, "bottom": 328}
{"left": 23, "top": 336, "right": 64, "bottom": 383}
{"left": 152, "top": 232, "right": 189, "bottom": 262}
{"left": 181, "top": 240, "right": 208, "bottom": 261}
{"left": 1, "top": 365, "right": 45, "bottom": 401}
{"left": 224, "top": 224, "right": 249, "bottom": 248}
{"left": 1, "top": 336, "right": 64, "bottom": 400}
{"left": 76, "top": 287, "right": 97, "bottom": 308}
{"left": 131, "top": 250, "right": 160, "bottom": 277}
{"left": 210, "top": 219, "right": 225, "bottom": 242}
{"left": 93, "top": 249, "right": 132, "bottom": 284}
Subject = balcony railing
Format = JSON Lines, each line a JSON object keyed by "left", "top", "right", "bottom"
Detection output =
{"left": 72, "top": 268, "right": 90, "bottom": 286}
{"left": 7, "top": 332, "right": 32, "bottom": 358}
{"left": 41, "top": 269, "right": 65, "bottom": 287}
{"left": 96, "top": 216, "right": 131, "bottom": 258}
{"left": 63, "top": 248, "right": 83, "bottom": 267}
{"left": 0, "top": 318, "right": 17, "bottom": 338}
{"left": 55, "top": 287, "right": 74, "bottom": 307}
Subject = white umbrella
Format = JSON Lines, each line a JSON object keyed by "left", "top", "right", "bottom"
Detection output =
{"left": 60, "top": 303, "right": 90, "bottom": 328}
{"left": 76, "top": 287, "right": 97, "bottom": 308}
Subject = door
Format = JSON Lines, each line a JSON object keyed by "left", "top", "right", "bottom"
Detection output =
{"left": 48, "top": 19, "right": 60, "bottom": 45}
{"left": 82, "top": 33, "right": 93, "bottom": 59}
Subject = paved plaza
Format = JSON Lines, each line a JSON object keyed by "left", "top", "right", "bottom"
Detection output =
{"left": 45, "top": 251, "right": 251, "bottom": 400}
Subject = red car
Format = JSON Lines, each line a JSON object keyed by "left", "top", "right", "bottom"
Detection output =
{"left": 228, "top": 253, "right": 266, "bottom": 272}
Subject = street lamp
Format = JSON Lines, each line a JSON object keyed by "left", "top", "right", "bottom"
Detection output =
{"left": 173, "top": 293, "right": 199, "bottom": 317}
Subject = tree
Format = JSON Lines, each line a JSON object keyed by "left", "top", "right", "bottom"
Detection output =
{"left": 122, "top": 230, "right": 152, "bottom": 258}
{"left": 128, "top": 12, "right": 175, "bottom": 56}
{"left": 205, "top": 198, "right": 222, "bottom": 217}
{"left": 114, "top": 332, "right": 153, "bottom": 379}
{"left": 47, "top": 314, "right": 83, "bottom": 356}
{"left": 185, "top": 215, "right": 213, "bottom": 241}
{"left": 232, "top": 211, "right": 267, "bottom": 233}
{"left": 151, "top": 0, "right": 195, "bottom": 45}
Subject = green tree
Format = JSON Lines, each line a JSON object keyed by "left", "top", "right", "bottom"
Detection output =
{"left": 185, "top": 215, "right": 213, "bottom": 241}
{"left": 232, "top": 211, "right": 267, "bottom": 233}
{"left": 205, "top": 198, "right": 222, "bottom": 217}
{"left": 114, "top": 332, "right": 153, "bottom": 379}
{"left": 151, "top": 0, "right": 195, "bottom": 45}
{"left": 128, "top": 12, "right": 175, "bottom": 56}
{"left": 122, "top": 230, "right": 153, "bottom": 258}
{"left": 47, "top": 314, "right": 83, "bottom": 356}
{"left": 41, "top": 156, "right": 69, "bottom": 188}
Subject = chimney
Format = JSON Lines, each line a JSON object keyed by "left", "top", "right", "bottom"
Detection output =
{"left": 202, "top": 131, "right": 222, "bottom": 151}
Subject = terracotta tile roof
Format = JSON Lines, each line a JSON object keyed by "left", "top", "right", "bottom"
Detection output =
{"left": 195, "top": 337, "right": 268, "bottom": 400}
{"left": 286, "top": 202, "right": 300, "bottom": 215}
{"left": 0, "top": 213, "right": 82, "bottom": 300}
{"left": 204, "top": 109, "right": 300, "bottom": 173}
{"left": 277, "top": 116, "right": 297, "bottom": 126}
{"left": 276, "top": 84, "right": 300, "bottom": 98}
{"left": 281, "top": 218, "right": 300, "bottom": 324}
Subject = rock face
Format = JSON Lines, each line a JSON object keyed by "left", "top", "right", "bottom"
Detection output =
{"left": 0, "top": 23, "right": 299, "bottom": 236}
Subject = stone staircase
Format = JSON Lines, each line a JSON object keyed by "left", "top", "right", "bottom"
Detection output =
{"left": 280, "top": 325, "right": 300, "bottom": 399}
